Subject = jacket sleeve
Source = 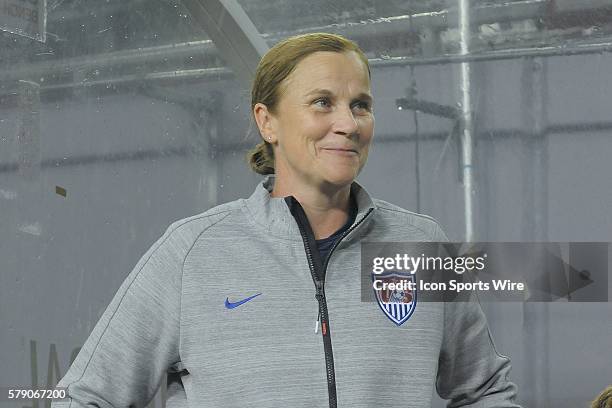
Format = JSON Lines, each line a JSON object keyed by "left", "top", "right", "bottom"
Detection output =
{"left": 432, "top": 223, "right": 522, "bottom": 407}
{"left": 435, "top": 294, "right": 521, "bottom": 407}
{"left": 51, "top": 222, "right": 189, "bottom": 408}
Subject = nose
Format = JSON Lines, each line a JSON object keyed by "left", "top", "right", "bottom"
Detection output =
{"left": 332, "top": 105, "right": 359, "bottom": 137}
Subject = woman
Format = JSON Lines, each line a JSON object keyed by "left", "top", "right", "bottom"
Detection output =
{"left": 52, "top": 33, "right": 520, "bottom": 408}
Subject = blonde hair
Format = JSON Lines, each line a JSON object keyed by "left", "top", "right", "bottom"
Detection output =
{"left": 592, "top": 386, "right": 612, "bottom": 408}
{"left": 246, "top": 32, "right": 370, "bottom": 175}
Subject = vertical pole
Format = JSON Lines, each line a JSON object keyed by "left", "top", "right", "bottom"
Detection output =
{"left": 191, "top": 92, "right": 223, "bottom": 210}
{"left": 206, "top": 93, "right": 222, "bottom": 209}
{"left": 521, "top": 56, "right": 550, "bottom": 406}
{"left": 521, "top": 57, "right": 549, "bottom": 241}
{"left": 459, "top": 0, "right": 475, "bottom": 241}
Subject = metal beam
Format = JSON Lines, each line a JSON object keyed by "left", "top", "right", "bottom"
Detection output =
{"left": 459, "top": 0, "right": 475, "bottom": 242}
{"left": 178, "top": 0, "right": 268, "bottom": 87}
{"left": 368, "top": 40, "right": 612, "bottom": 66}
{"left": 0, "top": 40, "right": 218, "bottom": 83}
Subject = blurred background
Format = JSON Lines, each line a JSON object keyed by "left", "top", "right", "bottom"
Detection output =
{"left": 1, "top": 0, "right": 611, "bottom": 407}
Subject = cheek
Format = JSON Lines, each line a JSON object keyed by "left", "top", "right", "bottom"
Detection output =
{"left": 361, "top": 115, "right": 375, "bottom": 132}
{"left": 308, "top": 116, "right": 331, "bottom": 136}
{"left": 303, "top": 120, "right": 330, "bottom": 152}
{"left": 359, "top": 122, "right": 375, "bottom": 146}
{"left": 361, "top": 145, "right": 371, "bottom": 162}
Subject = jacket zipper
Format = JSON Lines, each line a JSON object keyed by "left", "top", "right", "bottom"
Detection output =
{"left": 286, "top": 197, "right": 373, "bottom": 408}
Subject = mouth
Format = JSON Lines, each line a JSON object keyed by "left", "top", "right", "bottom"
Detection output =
{"left": 322, "top": 147, "right": 359, "bottom": 155}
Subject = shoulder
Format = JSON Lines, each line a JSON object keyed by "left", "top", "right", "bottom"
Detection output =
{"left": 372, "top": 198, "right": 449, "bottom": 241}
{"left": 125, "top": 199, "right": 245, "bottom": 285}
{"left": 159, "top": 198, "right": 244, "bottom": 250}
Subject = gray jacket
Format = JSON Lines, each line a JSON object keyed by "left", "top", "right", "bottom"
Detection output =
{"left": 52, "top": 175, "right": 520, "bottom": 408}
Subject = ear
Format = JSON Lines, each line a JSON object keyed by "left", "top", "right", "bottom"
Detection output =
{"left": 253, "top": 103, "right": 277, "bottom": 144}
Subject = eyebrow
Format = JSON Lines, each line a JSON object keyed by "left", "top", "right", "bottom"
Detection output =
{"left": 305, "top": 88, "right": 373, "bottom": 103}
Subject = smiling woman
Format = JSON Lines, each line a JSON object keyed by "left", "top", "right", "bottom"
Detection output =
{"left": 51, "top": 32, "right": 520, "bottom": 408}
{"left": 248, "top": 33, "right": 374, "bottom": 239}
{"left": 267, "top": 51, "right": 373, "bottom": 186}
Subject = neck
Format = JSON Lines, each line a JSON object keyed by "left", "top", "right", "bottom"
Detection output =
{"left": 271, "top": 177, "right": 352, "bottom": 240}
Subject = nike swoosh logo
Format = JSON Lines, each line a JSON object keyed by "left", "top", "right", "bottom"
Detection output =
{"left": 225, "top": 293, "right": 262, "bottom": 309}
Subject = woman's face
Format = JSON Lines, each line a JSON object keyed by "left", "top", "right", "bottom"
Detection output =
{"left": 259, "top": 50, "right": 374, "bottom": 191}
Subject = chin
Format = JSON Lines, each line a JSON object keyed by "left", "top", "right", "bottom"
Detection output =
{"left": 321, "top": 173, "right": 357, "bottom": 189}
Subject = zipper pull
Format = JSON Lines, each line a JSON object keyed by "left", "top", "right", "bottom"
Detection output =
{"left": 314, "top": 281, "right": 323, "bottom": 334}
{"left": 315, "top": 280, "right": 324, "bottom": 301}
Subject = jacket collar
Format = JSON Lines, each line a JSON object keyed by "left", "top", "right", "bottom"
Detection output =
{"left": 243, "top": 175, "right": 376, "bottom": 241}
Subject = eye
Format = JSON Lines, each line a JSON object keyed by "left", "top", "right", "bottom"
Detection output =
{"left": 352, "top": 100, "right": 372, "bottom": 113}
{"left": 313, "top": 97, "right": 332, "bottom": 108}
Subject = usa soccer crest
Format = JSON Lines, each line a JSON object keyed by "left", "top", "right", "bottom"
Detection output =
{"left": 372, "top": 272, "right": 417, "bottom": 326}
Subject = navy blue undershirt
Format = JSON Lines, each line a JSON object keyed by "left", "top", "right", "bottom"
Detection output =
{"left": 315, "top": 194, "right": 358, "bottom": 265}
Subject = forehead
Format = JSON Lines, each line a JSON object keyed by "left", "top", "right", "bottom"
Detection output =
{"left": 282, "top": 51, "right": 371, "bottom": 95}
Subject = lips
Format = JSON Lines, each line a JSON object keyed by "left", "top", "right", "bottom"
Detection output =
{"left": 322, "top": 147, "right": 358, "bottom": 153}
